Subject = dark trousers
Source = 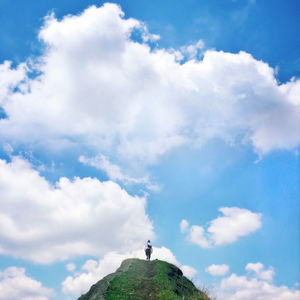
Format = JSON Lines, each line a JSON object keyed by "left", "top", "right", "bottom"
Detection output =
{"left": 146, "top": 248, "right": 151, "bottom": 260}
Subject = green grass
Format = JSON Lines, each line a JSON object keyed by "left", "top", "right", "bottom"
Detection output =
{"left": 105, "top": 259, "right": 210, "bottom": 300}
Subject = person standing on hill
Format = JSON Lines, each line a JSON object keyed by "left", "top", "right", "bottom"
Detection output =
{"left": 145, "top": 240, "right": 153, "bottom": 260}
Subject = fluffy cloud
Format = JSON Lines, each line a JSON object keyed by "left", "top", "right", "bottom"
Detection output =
{"left": 181, "top": 207, "right": 262, "bottom": 248}
{"left": 0, "top": 3, "right": 299, "bottom": 166}
{"left": 207, "top": 207, "right": 262, "bottom": 245}
{"left": 245, "top": 262, "right": 274, "bottom": 282}
{"left": 0, "top": 156, "right": 154, "bottom": 263}
{"left": 180, "top": 219, "right": 189, "bottom": 233}
{"left": 66, "top": 263, "right": 76, "bottom": 272}
{"left": 180, "top": 39, "right": 205, "bottom": 59}
{"left": 62, "top": 247, "right": 196, "bottom": 297}
{"left": 181, "top": 265, "right": 198, "bottom": 279}
{"left": 79, "top": 154, "right": 159, "bottom": 190}
{"left": 206, "top": 264, "right": 230, "bottom": 276}
{"left": 217, "top": 263, "right": 300, "bottom": 300}
{"left": 188, "top": 225, "right": 211, "bottom": 248}
{"left": 0, "top": 61, "right": 27, "bottom": 104}
{"left": 0, "top": 266, "right": 54, "bottom": 300}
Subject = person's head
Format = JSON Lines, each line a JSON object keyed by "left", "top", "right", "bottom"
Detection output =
{"left": 148, "top": 240, "right": 150, "bottom": 243}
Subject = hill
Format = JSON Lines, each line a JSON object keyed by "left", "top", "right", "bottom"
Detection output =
{"left": 78, "top": 258, "right": 211, "bottom": 300}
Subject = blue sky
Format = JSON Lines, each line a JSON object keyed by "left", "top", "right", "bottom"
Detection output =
{"left": 0, "top": 1, "right": 299, "bottom": 299}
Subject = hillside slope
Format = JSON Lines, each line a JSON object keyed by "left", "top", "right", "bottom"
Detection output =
{"left": 78, "top": 258, "right": 211, "bottom": 300}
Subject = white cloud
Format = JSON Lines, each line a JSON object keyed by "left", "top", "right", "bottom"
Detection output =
{"left": 139, "top": 24, "right": 160, "bottom": 43}
{"left": 208, "top": 207, "right": 262, "bottom": 245}
{"left": 0, "top": 156, "right": 154, "bottom": 263}
{"left": 0, "top": 266, "right": 54, "bottom": 300}
{"left": 181, "top": 265, "right": 198, "bottom": 279}
{"left": 66, "top": 263, "right": 76, "bottom": 272}
{"left": 278, "top": 77, "right": 300, "bottom": 106}
{"left": 206, "top": 264, "right": 229, "bottom": 276}
{"left": 0, "top": 61, "right": 27, "bottom": 105}
{"left": 217, "top": 263, "right": 300, "bottom": 300}
{"left": 180, "top": 219, "right": 189, "bottom": 233}
{"left": 79, "top": 154, "right": 159, "bottom": 190}
{"left": 181, "top": 207, "right": 262, "bottom": 248}
{"left": 0, "top": 3, "right": 299, "bottom": 166}
{"left": 180, "top": 40, "right": 205, "bottom": 59}
{"left": 245, "top": 262, "right": 274, "bottom": 282}
{"left": 62, "top": 247, "right": 196, "bottom": 297}
{"left": 188, "top": 225, "right": 211, "bottom": 248}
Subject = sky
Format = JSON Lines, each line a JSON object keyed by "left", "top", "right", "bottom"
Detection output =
{"left": 0, "top": 0, "right": 299, "bottom": 299}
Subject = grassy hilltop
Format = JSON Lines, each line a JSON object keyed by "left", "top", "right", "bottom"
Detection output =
{"left": 78, "top": 258, "right": 211, "bottom": 300}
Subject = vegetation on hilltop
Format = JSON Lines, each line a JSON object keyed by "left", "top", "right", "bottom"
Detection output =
{"left": 78, "top": 258, "right": 211, "bottom": 300}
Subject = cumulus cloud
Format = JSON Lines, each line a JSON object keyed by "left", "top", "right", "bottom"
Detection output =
{"left": 181, "top": 265, "right": 198, "bottom": 279}
{"left": 245, "top": 262, "right": 275, "bottom": 282}
{"left": 180, "top": 39, "right": 205, "bottom": 59}
{"left": 0, "top": 266, "right": 54, "bottom": 300}
{"left": 181, "top": 207, "right": 262, "bottom": 248}
{"left": 207, "top": 207, "right": 262, "bottom": 245}
{"left": 217, "top": 263, "right": 300, "bottom": 300}
{"left": 206, "top": 264, "right": 230, "bottom": 276}
{"left": 0, "top": 3, "right": 299, "bottom": 166}
{"left": 79, "top": 154, "right": 159, "bottom": 190}
{"left": 62, "top": 247, "right": 196, "bottom": 297}
{"left": 0, "top": 156, "right": 154, "bottom": 263}
{"left": 0, "top": 61, "right": 27, "bottom": 104}
{"left": 188, "top": 225, "right": 211, "bottom": 248}
{"left": 180, "top": 219, "right": 189, "bottom": 233}
{"left": 66, "top": 263, "right": 76, "bottom": 272}
{"left": 139, "top": 24, "right": 160, "bottom": 43}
